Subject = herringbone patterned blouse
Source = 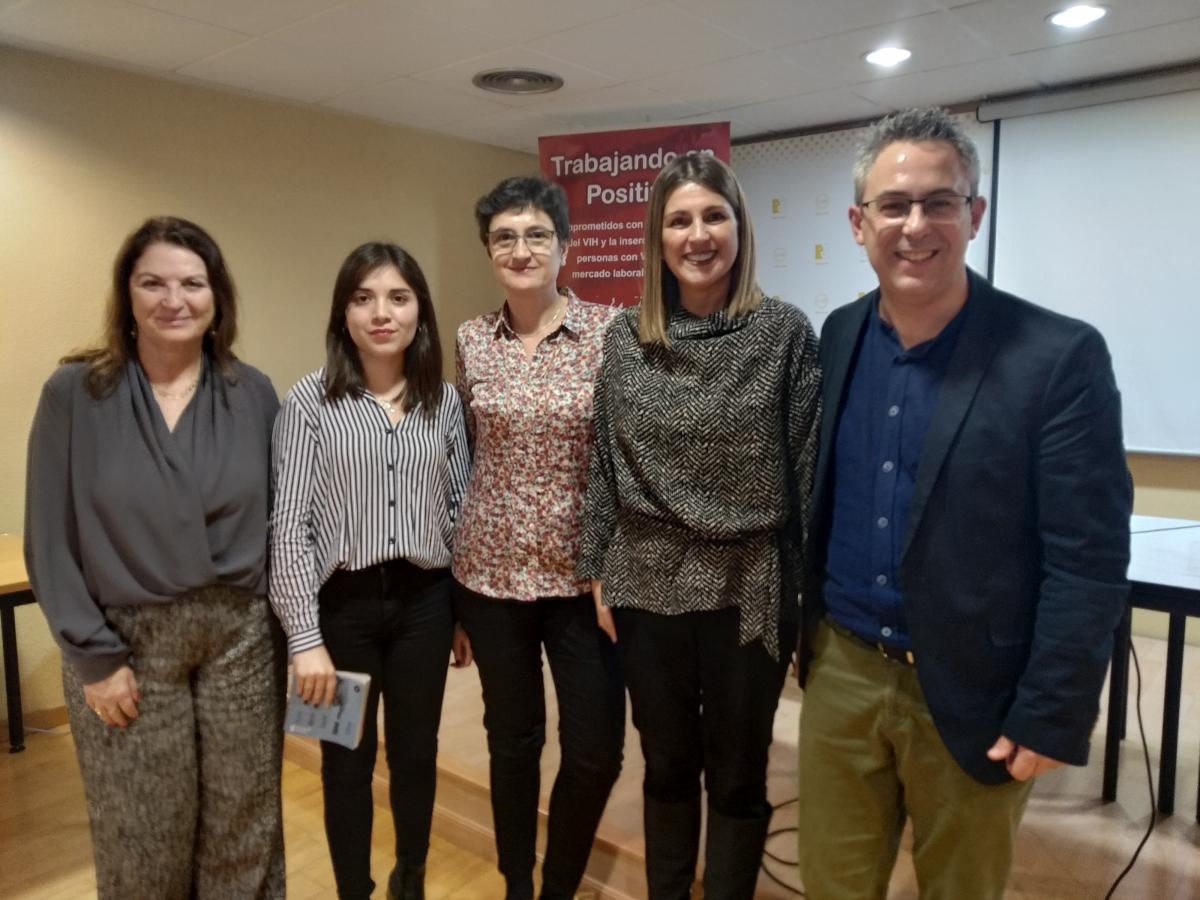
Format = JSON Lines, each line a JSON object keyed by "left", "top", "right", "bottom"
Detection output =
{"left": 577, "top": 296, "right": 821, "bottom": 658}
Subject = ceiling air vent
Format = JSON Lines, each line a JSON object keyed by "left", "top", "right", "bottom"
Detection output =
{"left": 471, "top": 69, "right": 564, "bottom": 95}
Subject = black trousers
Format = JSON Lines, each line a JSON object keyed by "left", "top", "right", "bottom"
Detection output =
{"left": 453, "top": 584, "right": 625, "bottom": 900}
{"left": 318, "top": 561, "right": 454, "bottom": 900}
{"left": 615, "top": 606, "right": 793, "bottom": 900}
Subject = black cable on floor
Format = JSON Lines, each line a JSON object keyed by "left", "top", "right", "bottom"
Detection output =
{"left": 1104, "top": 639, "right": 1157, "bottom": 899}
{"left": 761, "top": 796, "right": 804, "bottom": 895}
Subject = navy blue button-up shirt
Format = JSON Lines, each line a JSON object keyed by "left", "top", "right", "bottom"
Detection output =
{"left": 823, "top": 296, "right": 967, "bottom": 649}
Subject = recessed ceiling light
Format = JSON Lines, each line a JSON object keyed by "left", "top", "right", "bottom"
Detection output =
{"left": 1049, "top": 5, "right": 1106, "bottom": 29}
{"left": 471, "top": 69, "right": 564, "bottom": 95}
{"left": 865, "top": 47, "right": 912, "bottom": 68}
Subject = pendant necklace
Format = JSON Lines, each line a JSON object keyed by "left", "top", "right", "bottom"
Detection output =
{"left": 151, "top": 379, "right": 198, "bottom": 400}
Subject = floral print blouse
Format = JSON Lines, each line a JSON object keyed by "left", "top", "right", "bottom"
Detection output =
{"left": 453, "top": 290, "right": 618, "bottom": 600}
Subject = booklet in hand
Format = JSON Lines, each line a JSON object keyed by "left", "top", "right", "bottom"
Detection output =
{"left": 284, "top": 670, "right": 371, "bottom": 750}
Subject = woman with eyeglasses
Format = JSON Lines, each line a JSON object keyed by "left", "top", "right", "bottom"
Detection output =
{"left": 578, "top": 153, "right": 821, "bottom": 899}
{"left": 452, "top": 175, "right": 625, "bottom": 900}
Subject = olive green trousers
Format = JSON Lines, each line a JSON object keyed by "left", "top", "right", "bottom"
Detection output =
{"left": 798, "top": 621, "right": 1033, "bottom": 900}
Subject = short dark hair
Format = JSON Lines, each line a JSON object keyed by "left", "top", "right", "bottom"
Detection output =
{"left": 64, "top": 216, "right": 239, "bottom": 397}
{"left": 474, "top": 175, "right": 570, "bottom": 249}
{"left": 853, "top": 107, "right": 981, "bottom": 203}
{"left": 323, "top": 242, "right": 443, "bottom": 417}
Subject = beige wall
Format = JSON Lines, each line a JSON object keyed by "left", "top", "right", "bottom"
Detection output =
{"left": 0, "top": 46, "right": 532, "bottom": 718}
{"left": 1128, "top": 454, "right": 1200, "bottom": 643}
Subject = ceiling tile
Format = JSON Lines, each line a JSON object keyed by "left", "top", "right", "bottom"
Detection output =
{"left": 670, "top": 109, "right": 758, "bottom": 141}
{"left": 435, "top": 108, "right": 573, "bottom": 154}
{"left": 269, "top": 0, "right": 508, "bottom": 78}
{"left": 399, "top": 0, "right": 657, "bottom": 46}
{"left": 631, "top": 50, "right": 837, "bottom": 111}
{"left": 675, "top": 0, "right": 944, "bottom": 49}
{"left": 0, "top": 0, "right": 246, "bottom": 71}
{"left": 524, "top": 2, "right": 757, "bottom": 82}
{"left": 533, "top": 82, "right": 707, "bottom": 131}
{"left": 850, "top": 56, "right": 1040, "bottom": 108}
{"left": 723, "top": 88, "right": 887, "bottom": 135}
{"left": 2, "top": 0, "right": 1198, "bottom": 152}
{"left": 126, "top": 0, "right": 345, "bottom": 36}
{"left": 950, "top": 0, "right": 1200, "bottom": 55}
{"left": 1009, "top": 17, "right": 1200, "bottom": 85}
{"left": 776, "top": 10, "right": 1005, "bottom": 84}
{"left": 324, "top": 76, "right": 512, "bottom": 130}
{"left": 409, "top": 46, "right": 616, "bottom": 109}
{"left": 179, "top": 38, "right": 398, "bottom": 103}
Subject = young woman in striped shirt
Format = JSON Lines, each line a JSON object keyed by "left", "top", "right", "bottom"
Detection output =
{"left": 270, "top": 242, "right": 471, "bottom": 900}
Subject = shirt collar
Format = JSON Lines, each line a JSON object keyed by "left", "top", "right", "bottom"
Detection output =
{"left": 493, "top": 289, "right": 582, "bottom": 342}
{"left": 870, "top": 281, "right": 971, "bottom": 361}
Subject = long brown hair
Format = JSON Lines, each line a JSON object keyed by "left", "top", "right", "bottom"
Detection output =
{"left": 323, "top": 242, "right": 443, "bottom": 417}
{"left": 63, "top": 216, "right": 239, "bottom": 397}
{"left": 638, "top": 153, "right": 762, "bottom": 345}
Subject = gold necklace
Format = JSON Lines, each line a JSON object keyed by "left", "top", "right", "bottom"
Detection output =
{"left": 514, "top": 296, "right": 567, "bottom": 339}
{"left": 151, "top": 379, "right": 198, "bottom": 401}
{"left": 370, "top": 384, "right": 406, "bottom": 416}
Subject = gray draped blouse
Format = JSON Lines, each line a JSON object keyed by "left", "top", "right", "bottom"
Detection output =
{"left": 24, "top": 357, "right": 279, "bottom": 682}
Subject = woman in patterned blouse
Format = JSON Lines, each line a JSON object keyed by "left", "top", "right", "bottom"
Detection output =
{"left": 578, "top": 153, "right": 822, "bottom": 900}
{"left": 452, "top": 176, "right": 626, "bottom": 900}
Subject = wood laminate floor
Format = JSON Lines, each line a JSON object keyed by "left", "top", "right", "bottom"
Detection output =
{"left": 1, "top": 633, "right": 1197, "bottom": 898}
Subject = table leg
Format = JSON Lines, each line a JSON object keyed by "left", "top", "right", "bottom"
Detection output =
{"left": 1157, "top": 614, "right": 1185, "bottom": 817}
{"left": 1102, "top": 606, "right": 1131, "bottom": 802}
{"left": 1, "top": 603, "right": 25, "bottom": 753}
{"left": 1119, "top": 627, "right": 1131, "bottom": 741}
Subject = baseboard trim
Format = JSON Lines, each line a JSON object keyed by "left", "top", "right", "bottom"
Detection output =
{"left": 1, "top": 704, "right": 68, "bottom": 732}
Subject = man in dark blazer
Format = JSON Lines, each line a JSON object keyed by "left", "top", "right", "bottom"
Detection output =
{"left": 796, "top": 107, "right": 1131, "bottom": 899}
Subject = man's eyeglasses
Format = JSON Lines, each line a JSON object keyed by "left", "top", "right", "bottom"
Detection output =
{"left": 859, "top": 193, "right": 973, "bottom": 223}
{"left": 487, "top": 227, "right": 557, "bottom": 254}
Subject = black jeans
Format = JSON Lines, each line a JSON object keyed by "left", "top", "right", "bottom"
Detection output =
{"left": 453, "top": 583, "right": 625, "bottom": 900}
{"left": 615, "top": 606, "right": 793, "bottom": 900}
{"left": 318, "top": 561, "right": 454, "bottom": 900}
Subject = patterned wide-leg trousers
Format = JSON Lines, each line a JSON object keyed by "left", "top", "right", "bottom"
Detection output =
{"left": 63, "top": 585, "right": 287, "bottom": 900}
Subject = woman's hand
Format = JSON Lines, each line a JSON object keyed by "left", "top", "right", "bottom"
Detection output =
{"left": 451, "top": 623, "right": 473, "bottom": 668}
{"left": 292, "top": 645, "right": 338, "bottom": 707}
{"left": 83, "top": 665, "right": 141, "bottom": 728}
{"left": 592, "top": 579, "right": 617, "bottom": 643}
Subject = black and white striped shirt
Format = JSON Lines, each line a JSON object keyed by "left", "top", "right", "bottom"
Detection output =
{"left": 269, "top": 369, "right": 471, "bottom": 653}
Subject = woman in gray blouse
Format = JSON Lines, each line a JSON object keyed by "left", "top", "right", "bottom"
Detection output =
{"left": 578, "top": 154, "right": 822, "bottom": 900}
{"left": 270, "top": 242, "right": 471, "bottom": 900}
{"left": 24, "top": 216, "right": 286, "bottom": 899}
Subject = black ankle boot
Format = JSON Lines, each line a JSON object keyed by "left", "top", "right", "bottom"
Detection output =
{"left": 386, "top": 862, "right": 426, "bottom": 900}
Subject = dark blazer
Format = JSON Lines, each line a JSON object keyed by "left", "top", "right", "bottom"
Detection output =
{"left": 800, "top": 269, "right": 1131, "bottom": 784}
